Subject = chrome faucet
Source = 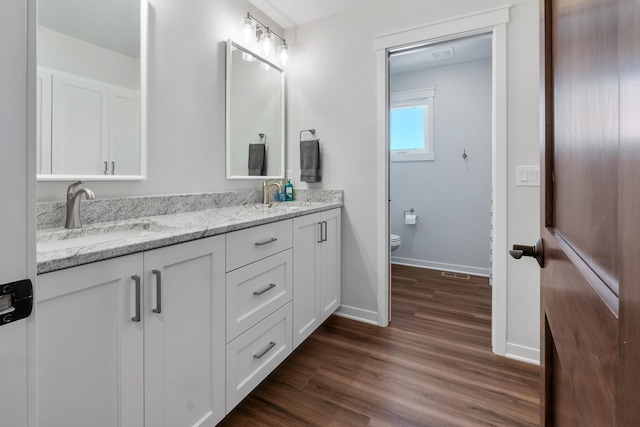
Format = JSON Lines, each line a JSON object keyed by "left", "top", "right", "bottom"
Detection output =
{"left": 65, "top": 181, "right": 96, "bottom": 229}
{"left": 262, "top": 179, "right": 283, "bottom": 204}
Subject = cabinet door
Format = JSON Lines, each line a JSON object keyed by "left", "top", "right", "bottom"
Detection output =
{"left": 320, "top": 209, "right": 341, "bottom": 322}
{"left": 37, "top": 254, "right": 144, "bottom": 427}
{"left": 109, "top": 87, "right": 141, "bottom": 176}
{"left": 293, "top": 212, "right": 322, "bottom": 348}
{"left": 51, "top": 74, "right": 108, "bottom": 175}
{"left": 144, "top": 236, "right": 225, "bottom": 427}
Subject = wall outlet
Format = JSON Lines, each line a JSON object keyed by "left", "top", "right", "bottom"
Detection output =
{"left": 516, "top": 165, "right": 540, "bottom": 187}
{"left": 286, "top": 170, "right": 294, "bottom": 181}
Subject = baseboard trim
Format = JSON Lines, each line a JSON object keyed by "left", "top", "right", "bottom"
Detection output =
{"left": 391, "top": 257, "right": 491, "bottom": 277}
{"left": 506, "top": 343, "right": 540, "bottom": 365}
{"left": 334, "top": 305, "right": 380, "bottom": 326}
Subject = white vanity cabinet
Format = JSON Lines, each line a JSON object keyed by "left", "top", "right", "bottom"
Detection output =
{"left": 36, "top": 206, "right": 342, "bottom": 425}
{"left": 37, "top": 253, "right": 145, "bottom": 427}
{"left": 36, "top": 236, "right": 226, "bottom": 427}
{"left": 293, "top": 208, "right": 342, "bottom": 348}
{"left": 224, "top": 220, "right": 294, "bottom": 412}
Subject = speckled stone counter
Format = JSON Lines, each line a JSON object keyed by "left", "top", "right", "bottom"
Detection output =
{"left": 37, "top": 190, "right": 343, "bottom": 274}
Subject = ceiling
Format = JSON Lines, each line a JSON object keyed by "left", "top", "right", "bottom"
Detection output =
{"left": 390, "top": 33, "right": 493, "bottom": 75}
{"left": 38, "top": 0, "right": 140, "bottom": 58}
{"left": 249, "top": 0, "right": 381, "bottom": 28}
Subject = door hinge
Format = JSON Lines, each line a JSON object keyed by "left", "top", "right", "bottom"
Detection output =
{"left": 0, "top": 279, "right": 33, "bottom": 326}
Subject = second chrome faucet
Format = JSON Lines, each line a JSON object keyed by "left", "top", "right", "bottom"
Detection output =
{"left": 262, "top": 179, "right": 283, "bottom": 204}
{"left": 66, "top": 181, "right": 95, "bottom": 229}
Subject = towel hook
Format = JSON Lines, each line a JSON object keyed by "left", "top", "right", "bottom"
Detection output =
{"left": 300, "top": 129, "right": 316, "bottom": 142}
{"left": 462, "top": 149, "right": 468, "bottom": 159}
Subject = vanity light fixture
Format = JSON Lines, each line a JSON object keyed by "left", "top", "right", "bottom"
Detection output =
{"left": 241, "top": 12, "right": 289, "bottom": 68}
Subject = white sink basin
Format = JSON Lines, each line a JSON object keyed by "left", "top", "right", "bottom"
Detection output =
{"left": 37, "top": 221, "right": 170, "bottom": 252}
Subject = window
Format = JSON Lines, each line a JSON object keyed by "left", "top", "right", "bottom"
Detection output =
{"left": 390, "top": 88, "right": 434, "bottom": 161}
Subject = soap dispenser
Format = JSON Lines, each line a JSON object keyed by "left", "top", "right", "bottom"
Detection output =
{"left": 285, "top": 179, "right": 294, "bottom": 201}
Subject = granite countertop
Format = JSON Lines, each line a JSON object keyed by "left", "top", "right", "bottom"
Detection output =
{"left": 37, "top": 200, "right": 342, "bottom": 274}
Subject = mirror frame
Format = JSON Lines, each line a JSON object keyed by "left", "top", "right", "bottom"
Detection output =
{"left": 36, "top": 0, "right": 148, "bottom": 181}
{"left": 225, "top": 39, "right": 285, "bottom": 180}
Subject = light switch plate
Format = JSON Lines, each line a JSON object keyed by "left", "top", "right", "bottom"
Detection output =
{"left": 516, "top": 165, "right": 540, "bottom": 187}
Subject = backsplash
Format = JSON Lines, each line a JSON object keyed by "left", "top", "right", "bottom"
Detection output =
{"left": 37, "top": 189, "right": 343, "bottom": 229}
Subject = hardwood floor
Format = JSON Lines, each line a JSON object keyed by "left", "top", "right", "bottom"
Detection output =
{"left": 219, "top": 265, "right": 540, "bottom": 426}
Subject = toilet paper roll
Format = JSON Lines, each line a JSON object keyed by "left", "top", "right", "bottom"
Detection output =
{"left": 404, "top": 214, "right": 417, "bottom": 225}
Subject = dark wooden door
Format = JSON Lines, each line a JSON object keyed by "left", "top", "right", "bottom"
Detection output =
{"left": 540, "top": 0, "right": 640, "bottom": 425}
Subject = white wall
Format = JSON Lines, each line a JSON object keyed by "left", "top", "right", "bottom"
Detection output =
{"left": 390, "top": 58, "right": 492, "bottom": 276}
{"left": 36, "top": 0, "right": 283, "bottom": 201}
{"left": 285, "top": 0, "right": 541, "bottom": 360}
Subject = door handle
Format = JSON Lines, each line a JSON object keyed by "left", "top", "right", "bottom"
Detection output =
{"left": 509, "top": 238, "right": 544, "bottom": 267}
{"left": 152, "top": 270, "right": 162, "bottom": 314}
{"left": 131, "top": 275, "right": 141, "bottom": 322}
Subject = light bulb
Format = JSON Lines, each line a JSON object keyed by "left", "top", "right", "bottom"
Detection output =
{"left": 279, "top": 44, "right": 288, "bottom": 68}
{"left": 260, "top": 31, "right": 274, "bottom": 58}
{"left": 241, "top": 17, "right": 256, "bottom": 45}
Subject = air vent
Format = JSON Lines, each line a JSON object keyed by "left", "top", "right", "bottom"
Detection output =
{"left": 430, "top": 47, "right": 455, "bottom": 60}
{"left": 441, "top": 271, "right": 470, "bottom": 280}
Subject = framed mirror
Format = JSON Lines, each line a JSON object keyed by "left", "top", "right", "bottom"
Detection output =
{"left": 36, "top": 0, "right": 147, "bottom": 181}
{"left": 226, "top": 40, "right": 285, "bottom": 179}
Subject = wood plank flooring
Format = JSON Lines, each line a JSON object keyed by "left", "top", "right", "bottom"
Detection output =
{"left": 219, "top": 265, "right": 540, "bottom": 426}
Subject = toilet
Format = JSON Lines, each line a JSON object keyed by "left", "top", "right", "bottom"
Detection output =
{"left": 390, "top": 234, "right": 401, "bottom": 252}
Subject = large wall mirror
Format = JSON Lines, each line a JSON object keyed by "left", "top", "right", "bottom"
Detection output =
{"left": 37, "top": 0, "right": 147, "bottom": 181}
{"left": 226, "top": 40, "right": 285, "bottom": 179}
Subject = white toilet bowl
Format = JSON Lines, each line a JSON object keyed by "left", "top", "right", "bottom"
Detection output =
{"left": 390, "top": 234, "right": 401, "bottom": 252}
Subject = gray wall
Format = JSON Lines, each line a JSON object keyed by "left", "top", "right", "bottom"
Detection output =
{"left": 390, "top": 59, "right": 492, "bottom": 276}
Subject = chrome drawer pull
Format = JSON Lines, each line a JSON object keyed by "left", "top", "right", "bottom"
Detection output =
{"left": 255, "top": 237, "right": 278, "bottom": 246}
{"left": 317, "top": 222, "right": 323, "bottom": 243}
{"left": 253, "top": 283, "right": 276, "bottom": 296}
{"left": 152, "top": 270, "right": 162, "bottom": 314}
{"left": 253, "top": 341, "right": 276, "bottom": 359}
{"left": 131, "top": 275, "right": 141, "bottom": 322}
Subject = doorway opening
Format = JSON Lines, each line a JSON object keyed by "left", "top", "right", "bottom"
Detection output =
{"left": 388, "top": 32, "right": 493, "bottom": 279}
{"left": 374, "top": 7, "right": 510, "bottom": 356}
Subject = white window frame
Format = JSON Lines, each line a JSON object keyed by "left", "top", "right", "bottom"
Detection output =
{"left": 390, "top": 88, "right": 435, "bottom": 161}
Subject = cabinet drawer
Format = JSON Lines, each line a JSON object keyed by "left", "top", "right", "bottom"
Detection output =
{"left": 226, "top": 249, "right": 292, "bottom": 342}
{"left": 226, "top": 302, "right": 293, "bottom": 413}
{"left": 226, "top": 219, "right": 292, "bottom": 271}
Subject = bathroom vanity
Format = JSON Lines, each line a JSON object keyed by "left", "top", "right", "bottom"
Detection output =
{"left": 36, "top": 191, "right": 342, "bottom": 427}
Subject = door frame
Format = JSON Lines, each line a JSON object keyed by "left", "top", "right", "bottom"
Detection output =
{"left": 374, "top": 6, "right": 510, "bottom": 356}
{"left": 0, "top": 0, "right": 37, "bottom": 426}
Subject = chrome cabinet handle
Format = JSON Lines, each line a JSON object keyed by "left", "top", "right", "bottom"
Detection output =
{"left": 131, "top": 275, "right": 141, "bottom": 322}
{"left": 255, "top": 237, "right": 277, "bottom": 246}
{"left": 103, "top": 161, "right": 108, "bottom": 175}
{"left": 253, "top": 341, "right": 276, "bottom": 359}
{"left": 322, "top": 221, "right": 328, "bottom": 242}
{"left": 152, "top": 270, "right": 162, "bottom": 314}
{"left": 111, "top": 161, "right": 115, "bottom": 175}
{"left": 253, "top": 283, "right": 276, "bottom": 296}
{"left": 317, "top": 222, "right": 323, "bottom": 243}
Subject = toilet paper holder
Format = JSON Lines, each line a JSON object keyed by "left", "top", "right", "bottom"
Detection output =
{"left": 403, "top": 208, "right": 419, "bottom": 221}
